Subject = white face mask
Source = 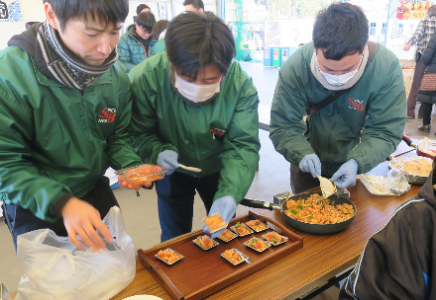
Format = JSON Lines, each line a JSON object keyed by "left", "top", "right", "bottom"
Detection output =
{"left": 175, "top": 73, "right": 221, "bottom": 103}
{"left": 319, "top": 68, "right": 360, "bottom": 86}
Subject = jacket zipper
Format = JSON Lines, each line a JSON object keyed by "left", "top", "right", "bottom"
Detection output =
{"left": 326, "top": 100, "right": 340, "bottom": 175}
{"left": 190, "top": 107, "right": 203, "bottom": 173}
{"left": 129, "top": 34, "right": 149, "bottom": 58}
{"left": 80, "top": 90, "right": 102, "bottom": 170}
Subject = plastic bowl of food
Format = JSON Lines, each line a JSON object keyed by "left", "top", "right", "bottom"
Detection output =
{"left": 116, "top": 164, "right": 165, "bottom": 187}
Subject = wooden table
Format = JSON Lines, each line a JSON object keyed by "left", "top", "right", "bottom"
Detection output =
{"left": 11, "top": 182, "right": 422, "bottom": 300}
{"left": 108, "top": 182, "right": 421, "bottom": 300}
{"left": 12, "top": 142, "right": 423, "bottom": 300}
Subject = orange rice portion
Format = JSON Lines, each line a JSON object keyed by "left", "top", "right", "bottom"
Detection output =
{"left": 285, "top": 194, "right": 354, "bottom": 224}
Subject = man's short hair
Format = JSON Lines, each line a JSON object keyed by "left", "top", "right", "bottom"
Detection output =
{"left": 136, "top": 4, "right": 150, "bottom": 15}
{"left": 183, "top": 0, "right": 204, "bottom": 11}
{"left": 136, "top": 12, "right": 156, "bottom": 33}
{"left": 313, "top": 3, "right": 368, "bottom": 60}
{"left": 43, "top": 0, "right": 129, "bottom": 31}
{"left": 166, "top": 12, "right": 235, "bottom": 79}
{"left": 429, "top": 5, "right": 436, "bottom": 17}
{"left": 152, "top": 20, "right": 169, "bottom": 40}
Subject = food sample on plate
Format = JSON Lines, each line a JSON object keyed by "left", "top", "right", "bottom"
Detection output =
{"left": 244, "top": 238, "right": 271, "bottom": 252}
{"left": 156, "top": 249, "right": 183, "bottom": 265}
{"left": 246, "top": 219, "right": 268, "bottom": 232}
{"left": 285, "top": 193, "right": 354, "bottom": 224}
{"left": 116, "top": 164, "right": 164, "bottom": 187}
{"left": 262, "top": 231, "right": 288, "bottom": 246}
{"left": 390, "top": 156, "right": 432, "bottom": 177}
{"left": 193, "top": 235, "right": 218, "bottom": 250}
{"left": 217, "top": 229, "right": 238, "bottom": 242}
{"left": 203, "top": 213, "right": 228, "bottom": 233}
{"left": 231, "top": 221, "right": 253, "bottom": 237}
{"left": 221, "top": 249, "right": 247, "bottom": 266}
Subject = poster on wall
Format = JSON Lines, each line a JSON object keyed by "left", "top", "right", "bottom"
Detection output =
{"left": 0, "top": 0, "right": 23, "bottom": 22}
{"left": 158, "top": 2, "right": 169, "bottom": 20}
{"left": 397, "top": 0, "right": 430, "bottom": 20}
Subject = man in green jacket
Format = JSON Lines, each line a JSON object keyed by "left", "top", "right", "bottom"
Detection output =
{"left": 118, "top": 12, "right": 157, "bottom": 73}
{"left": 270, "top": 3, "right": 406, "bottom": 194}
{"left": 129, "top": 12, "right": 260, "bottom": 242}
{"left": 0, "top": 0, "right": 143, "bottom": 251}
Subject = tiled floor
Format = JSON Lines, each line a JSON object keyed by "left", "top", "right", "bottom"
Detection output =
{"left": 0, "top": 62, "right": 431, "bottom": 299}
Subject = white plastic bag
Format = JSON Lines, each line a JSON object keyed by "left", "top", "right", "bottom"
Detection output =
{"left": 15, "top": 206, "right": 135, "bottom": 300}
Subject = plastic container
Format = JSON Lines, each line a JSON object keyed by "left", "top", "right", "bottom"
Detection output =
{"left": 115, "top": 164, "right": 165, "bottom": 186}
{"left": 262, "top": 231, "right": 288, "bottom": 246}
{"left": 244, "top": 238, "right": 272, "bottom": 253}
{"left": 155, "top": 248, "right": 184, "bottom": 266}
{"left": 221, "top": 249, "right": 249, "bottom": 266}
{"left": 192, "top": 236, "right": 219, "bottom": 251}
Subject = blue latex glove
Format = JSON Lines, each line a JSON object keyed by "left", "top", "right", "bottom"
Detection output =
{"left": 299, "top": 154, "right": 322, "bottom": 178}
{"left": 203, "top": 195, "right": 237, "bottom": 239}
{"left": 330, "top": 159, "right": 358, "bottom": 189}
{"left": 157, "top": 150, "right": 179, "bottom": 176}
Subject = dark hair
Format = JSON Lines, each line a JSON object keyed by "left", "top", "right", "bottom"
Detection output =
{"left": 166, "top": 12, "right": 235, "bottom": 79}
{"left": 136, "top": 12, "right": 156, "bottom": 33}
{"left": 152, "top": 20, "right": 169, "bottom": 40}
{"left": 43, "top": 0, "right": 129, "bottom": 31}
{"left": 183, "top": 0, "right": 204, "bottom": 10}
{"left": 136, "top": 4, "right": 150, "bottom": 15}
{"left": 313, "top": 3, "right": 368, "bottom": 60}
{"left": 429, "top": 5, "right": 436, "bottom": 17}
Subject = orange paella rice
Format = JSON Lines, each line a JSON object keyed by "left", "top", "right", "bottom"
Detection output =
{"left": 285, "top": 194, "right": 354, "bottom": 224}
{"left": 157, "top": 249, "right": 182, "bottom": 264}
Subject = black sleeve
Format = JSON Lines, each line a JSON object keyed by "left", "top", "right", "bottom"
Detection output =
{"left": 422, "top": 36, "right": 436, "bottom": 66}
{"left": 339, "top": 202, "right": 428, "bottom": 300}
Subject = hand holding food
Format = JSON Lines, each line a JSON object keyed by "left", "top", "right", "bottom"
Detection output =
{"left": 330, "top": 159, "right": 358, "bottom": 189}
{"left": 157, "top": 150, "right": 179, "bottom": 175}
{"left": 203, "top": 195, "right": 237, "bottom": 238}
{"left": 61, "top": 197, "right": 113, "bottom": 251}
{"left": 299, "top": 154, "right": 322, "bottom": 178}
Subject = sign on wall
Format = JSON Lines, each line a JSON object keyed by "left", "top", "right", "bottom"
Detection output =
{"left": 396, "top": 0, "right": 430, "bottom": 20}
{"left": 158, "top": 2, "right": 169, "bottom": 20}
{"left": 0, "top": 0, "right": 23, "bottom": 22}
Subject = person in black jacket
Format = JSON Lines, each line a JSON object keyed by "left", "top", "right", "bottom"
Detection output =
{"left": 339, "top": 159, "right": 436, "bottom": 300}
{"left": 417, "top": 34, "right": 436, "bottom": 133}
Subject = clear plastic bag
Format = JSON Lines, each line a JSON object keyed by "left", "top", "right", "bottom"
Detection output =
{"left": 1, "top": 282, "right": 12, "bottom": 300}
{"left": 359, "top": 169, "right": 410, "bottom": 196}
{"left": 15, "top": 206, "right": 135, "bottom": 300}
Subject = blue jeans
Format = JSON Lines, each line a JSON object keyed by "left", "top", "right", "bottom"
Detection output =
{"left": 2, "top": 177, "right": 118, "bottom": 252}
{"left": 156, "top": 171, "right": 220, "bottom": 242}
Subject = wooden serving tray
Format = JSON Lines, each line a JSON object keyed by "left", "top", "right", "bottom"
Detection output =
{"left": 138, "top": 210, "right": 303, "bottom": 300}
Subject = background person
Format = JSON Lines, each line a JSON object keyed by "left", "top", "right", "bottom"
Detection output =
{"left": 151, "top": 19, "right": 169, "bottom": 56}
{"left": 417, "top": 33, "right": 436, "bottom": 133}
{"left": 118, "top": 11, "right": 156, "bottom": 72}
{"left": 128, "top": 12, "right": 260, "bottom": 242}
{"left": 269, "top": 3, "right": 406, "bottom": 194}
{"left": 340, "top": 158, "right": 436, "bottom": 300}
{"left": 184, "top": 0, "right": 204, "bottom": 13}
{"left": 0, "top": 0, "right": 143, "bottom": 251}
{"left": 403, "top": 5, "right": 436, "bottom": 119}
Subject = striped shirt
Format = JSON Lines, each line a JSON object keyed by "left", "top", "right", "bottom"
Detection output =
{"left": 408, "top": 16, "right": 436, "bottom": 56}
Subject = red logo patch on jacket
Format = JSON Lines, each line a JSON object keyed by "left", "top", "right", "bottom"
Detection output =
{"left": 210, "top": 126, "right": 225, "bottom": 139}
{"left": 348, "top": 98, "right": 365, "bottom": 111}
{"left": 99, "top": 108, "right": 117, "bottom": 123}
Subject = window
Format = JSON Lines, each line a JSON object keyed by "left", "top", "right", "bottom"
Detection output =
{"left": 370, "top": 23, "right": 376, "bottom": 36}
{"left": 382, "top": 23, "right": 387, "bottom": 35}
{"left": 398, "top": 23, "right": 404, "bottom": 36}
